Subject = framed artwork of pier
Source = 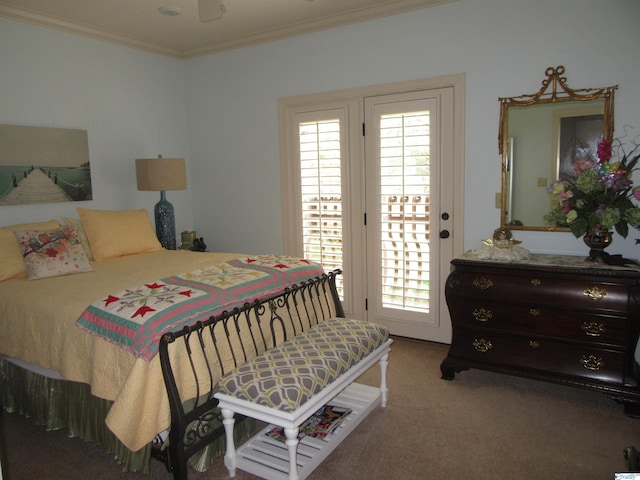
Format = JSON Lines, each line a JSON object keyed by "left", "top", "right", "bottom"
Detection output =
{"left": 0, "top": 124, "right": 92, "bottom": 206}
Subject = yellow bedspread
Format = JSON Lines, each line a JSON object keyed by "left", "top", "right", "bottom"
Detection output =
{"left": 0, "top": 249, "right": 244, "bottom": 451}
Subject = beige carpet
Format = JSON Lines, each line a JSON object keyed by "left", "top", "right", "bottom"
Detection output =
{"left": 2, "top": 337, "right": 638, "bottom": 479}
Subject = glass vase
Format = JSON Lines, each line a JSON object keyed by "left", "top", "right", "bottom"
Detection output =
{"left": 583, "top": 225, "right": 613, "bottom": 262}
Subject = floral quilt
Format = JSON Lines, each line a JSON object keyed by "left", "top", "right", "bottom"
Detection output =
{"left": 76, "top": 255, "right": 324, "bottom": 361}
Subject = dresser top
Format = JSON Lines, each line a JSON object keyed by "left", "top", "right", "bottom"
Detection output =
{"left": 456, "top": 251, "right": 640, "bottom": 274}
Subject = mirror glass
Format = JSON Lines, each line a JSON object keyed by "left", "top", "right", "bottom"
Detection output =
{"left": 499, "top": 66, "right": 617, "bottom": 231}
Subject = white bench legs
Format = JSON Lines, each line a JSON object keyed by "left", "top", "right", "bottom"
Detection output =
{"left": 379, "top": 351, "right": 390, "bottom": 408}
{"left": 216, "top": 339, "right": 392, "bottom": 480}
{"left": 284, "top": 427, "right": 300, "bottom": 480}
{"left": 221, "top": 408, "right": 237, "bottom": 477}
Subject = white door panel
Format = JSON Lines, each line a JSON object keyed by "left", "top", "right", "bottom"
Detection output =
{"left": 364, "top": 89, "right": 454, "bottom": 343}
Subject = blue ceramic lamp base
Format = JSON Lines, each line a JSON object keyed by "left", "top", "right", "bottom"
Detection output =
{"left": 155, "top": 190, "right": 176, "bottom": 250}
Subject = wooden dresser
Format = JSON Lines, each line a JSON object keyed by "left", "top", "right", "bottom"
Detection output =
{"left": 440, "top": 253, "right": 640, "bottom": 415}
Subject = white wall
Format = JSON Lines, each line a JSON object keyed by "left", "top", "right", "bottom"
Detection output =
{"left": 185, "top": 0, "right": 640, "bottom": 258}
{"left": 2, "top": 0, "right": 640, "bottom": 259}
{"left": 0, "top": 19, "right": 194, "bottom": 234}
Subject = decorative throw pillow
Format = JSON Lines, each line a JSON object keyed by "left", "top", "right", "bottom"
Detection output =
{"left": 0, "top": 219, "right": 61, "bottom": 281}
{"left": 61, "top": 216, "right": 94, "bottom": 260}
{"left": 77, "top": 208, "right": 162, "bottom": 261}
{"left": 13, "top": 226, "right": 94, "bottom": 280}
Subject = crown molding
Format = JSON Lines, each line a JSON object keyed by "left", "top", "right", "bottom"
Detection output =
{"left": 1, "top": 0, "right": 455, "bottom": 59}
{"left": 0, "top": 5, "right": 184, "bottom": 58}
{"left": 184, "top": 0, "right": 455, "bottom": 58}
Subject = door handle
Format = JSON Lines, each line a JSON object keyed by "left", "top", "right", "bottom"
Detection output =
{"left": 440, "top": 212, "right": 450, "bottom": 238}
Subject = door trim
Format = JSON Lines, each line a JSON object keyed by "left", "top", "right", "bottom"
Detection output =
{"left": 279, "top": 73, "right": 465, "bottom": 335}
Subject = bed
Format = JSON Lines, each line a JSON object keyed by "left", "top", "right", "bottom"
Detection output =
{"left": 0, "top": 209, "right": 335, "bottom": 473}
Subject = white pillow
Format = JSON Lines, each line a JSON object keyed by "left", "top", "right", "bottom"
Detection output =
{"left": 0, "top": 219, "right": 61, "bottom": 281}
{"left": 62, "top": 216, "right": 94, "bottom": 260}
{"left": 13, "top": 225, "right": 93, "bottom": 280}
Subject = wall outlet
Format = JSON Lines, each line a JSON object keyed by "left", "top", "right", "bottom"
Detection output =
{"left": 537, "top": 177, "right": 548, "bottom": 187}
{"left": 495, "top": 192, "right": 501, "bottom": 209}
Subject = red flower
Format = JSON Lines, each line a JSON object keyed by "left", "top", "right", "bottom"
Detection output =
{"left": 597, "top": 139, "right": 612, "bottom": 164}
{"left": 132, "top": 306, "right": 156, "bottom": 318}
{"left": 45, "top": 248, "right": 59, "bottom": 258}
{"left": 103, "top": 294, "right": 120, "bottom": 307}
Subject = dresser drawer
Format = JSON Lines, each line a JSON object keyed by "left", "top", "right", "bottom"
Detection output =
{"left": 454, "top": 271, "right": 631, "bottom": 313}
{"left": 451, "top": 328, "right": 626, "bottom": 385}
{"left": 454, "top": 299, "right": 627, "bottom": 347}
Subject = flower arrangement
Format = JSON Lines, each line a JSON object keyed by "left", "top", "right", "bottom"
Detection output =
{"left": 544, "top": 137, "right": 640, "bottom": 238}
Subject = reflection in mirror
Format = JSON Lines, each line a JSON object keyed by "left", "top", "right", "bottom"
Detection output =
{"left": 498, "top": 66, "right": 617, "bottom": 231}
{"left": 505, "top": 101, "right": 605, "bottom": 226}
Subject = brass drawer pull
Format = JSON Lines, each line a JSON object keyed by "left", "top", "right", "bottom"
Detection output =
{"left": 581, "top": 321, "right": 605, "bottom": 337}
{"left": 529, "top": 340, "right": 539, "bottom": 348}
{"left": 473, "top": 277, "right": 493, "bottom": 291}
{"left": 472, "top": 338, "right": 492, "bottom": 353}
{"left": 529, "top": 308, "right": 540, "bottom": 317}
{"left": 530, "top": 278, "right": 541, "bottom": 286}
{"left": 583, "top": 287, "right": 608, "bottom": 301}
{"left": 472, "top": 308, "right": 493, "bottom": 322}
{"left": 580, "top": 354, "right": 604, "bottom": 371}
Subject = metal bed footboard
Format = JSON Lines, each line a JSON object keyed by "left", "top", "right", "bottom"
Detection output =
{"left": 155, "top": 269, "right": 343, "bottom": 480}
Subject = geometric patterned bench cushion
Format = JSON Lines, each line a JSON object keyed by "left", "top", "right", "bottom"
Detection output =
{"left": 217, "top": 317, "right": 389, "bottom": 413}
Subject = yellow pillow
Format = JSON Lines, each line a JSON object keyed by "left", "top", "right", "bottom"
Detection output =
{"left": 0, "top": 219, "right": 61, "bottom": 281}
{"left": 77, "top": 208, "right": 162, "bottom": 261}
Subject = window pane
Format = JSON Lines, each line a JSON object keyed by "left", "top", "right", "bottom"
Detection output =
{"left": 299, "top": 119, "right": 343, "bottom": 296}
{"left": 379, "top": 111, "right": 430, "bottom": 312}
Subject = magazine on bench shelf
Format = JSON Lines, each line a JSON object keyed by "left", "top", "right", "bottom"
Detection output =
{"left": 265, "top": 404, "right": 352, "bottom": 443}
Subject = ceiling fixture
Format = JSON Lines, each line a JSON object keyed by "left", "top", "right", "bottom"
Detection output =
{"left": 158, "top": 6, "right": 183, "bottom": 16}
{"left": 198, "top": 0, "right": 226, "bottom": 22}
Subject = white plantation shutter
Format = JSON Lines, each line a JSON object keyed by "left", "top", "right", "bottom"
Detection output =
{"left": 378, "top": 111, "right": 431, "bottom": 312}
{"left": 299, "top": 119, "right": 342, "bottom": 269}
{"left": 298, "top": 118, "right": 344, "bottom": 295}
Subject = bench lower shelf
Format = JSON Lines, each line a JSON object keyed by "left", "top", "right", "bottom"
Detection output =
{"left": 233, "top": 382, "right": 381, "bottom": 480}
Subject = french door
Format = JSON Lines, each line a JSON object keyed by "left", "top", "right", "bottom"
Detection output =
{"left": 280, "top": 76, "right": 464, "bottom": 343}
{"left": 364, "top": 89, "right": 455, "bottom": 342}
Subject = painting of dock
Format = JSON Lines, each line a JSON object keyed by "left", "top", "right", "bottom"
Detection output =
{"left": 0, "top": 124, "right": 92, "bottom": 205}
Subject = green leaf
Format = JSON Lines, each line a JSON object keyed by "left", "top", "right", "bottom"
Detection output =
{"left": 570, "top": 217, "right": 588, "bottom": 238}
{"left": 615, "top": 220, "right": 629, "bottom": 238}
{"left": 627, "top": 153, "right": 640, "bottom": 174}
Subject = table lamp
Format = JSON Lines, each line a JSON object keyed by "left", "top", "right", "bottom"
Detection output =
{"left": 135, "top": 156, "right": 186, "bottom": 250}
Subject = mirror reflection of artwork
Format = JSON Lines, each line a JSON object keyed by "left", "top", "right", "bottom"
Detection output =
{"left": 557, "top": 114, "right": 604, "bottom": 182}
{"left": 0, "top": 124, "right": 92, "bottom": 206}
{"left": 498, "top": 65, "right": 616, "bottom": 231}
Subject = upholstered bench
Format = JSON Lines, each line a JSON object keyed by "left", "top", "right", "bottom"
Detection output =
{"left": 215, "top": 317, "right": 392, "bottom": 480}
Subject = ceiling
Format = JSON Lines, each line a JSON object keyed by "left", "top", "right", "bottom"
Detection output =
{"left": 0, "top": 0, "right": 452, "bottom": 58}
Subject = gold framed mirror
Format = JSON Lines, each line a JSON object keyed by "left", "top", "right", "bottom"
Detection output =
{"left": 498, "top": 66, "right": 617, "bottom": 231}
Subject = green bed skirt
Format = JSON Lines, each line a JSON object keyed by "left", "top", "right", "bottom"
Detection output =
{"left": 0, "top": 357, "right": 254, "bottom": 473}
